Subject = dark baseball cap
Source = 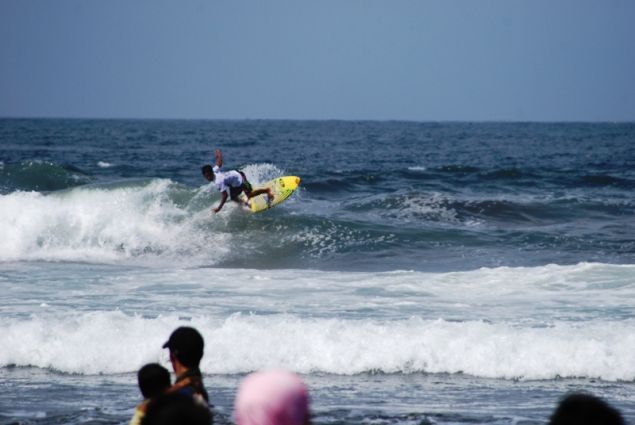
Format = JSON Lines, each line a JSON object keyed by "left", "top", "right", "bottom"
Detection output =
{"left": 162, "top": 326, "right": 204, "bottom": 368}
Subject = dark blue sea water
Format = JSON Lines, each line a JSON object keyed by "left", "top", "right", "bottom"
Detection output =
{"left": 1, "top": 119, "right": 634, "bottom": 424}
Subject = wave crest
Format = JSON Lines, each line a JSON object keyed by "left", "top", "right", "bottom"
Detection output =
{"left": 0, "top": 179, "right": 216, "bottom": 264}
{"left": 1, "top": 311, "right": 633, "bottom": 381}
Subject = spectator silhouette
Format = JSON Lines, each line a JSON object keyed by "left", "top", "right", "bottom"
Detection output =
{"left": 549, "top": 392, "right": 625, "bottom": 425}
{"left": 163, "top": 326, "right": 210, "bottom": 406}
{"left": 129, "top": 363, "right": 171, "bottom": 425}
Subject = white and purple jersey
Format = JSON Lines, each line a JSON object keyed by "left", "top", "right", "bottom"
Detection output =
{"left": 212, "top": 165, "right": 244, "bottom": 195}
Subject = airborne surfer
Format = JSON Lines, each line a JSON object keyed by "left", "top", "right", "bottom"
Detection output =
{"left": 202, "top": 149, "right": 274, "bottom": 213}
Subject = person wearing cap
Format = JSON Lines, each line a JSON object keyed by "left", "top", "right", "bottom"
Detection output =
{"left": 234, "top": 369, "right": 311, "bottom": 425}
{"left": 162, "top": 326, "right": 210, "bottom": 407}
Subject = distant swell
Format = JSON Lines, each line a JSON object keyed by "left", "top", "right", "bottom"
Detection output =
{"left": 0, "top": 161, "right": 91, "bottom": 193}
{"left": 577, "top": 174, "right": 635, "bottom": 188}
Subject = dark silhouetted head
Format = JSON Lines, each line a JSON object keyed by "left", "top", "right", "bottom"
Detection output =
{"left": 138, "top": 363, "right": 171, "bottom": 399}
{"left": 163, "top": 327, "right": 205, "bottom": 369}
{"left": 549, "top": 393, "right": 624, "bottom": 425}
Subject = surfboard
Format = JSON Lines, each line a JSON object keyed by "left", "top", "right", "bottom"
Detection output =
{"left": 241, "top": 176, "right": 301, "bottom": 213}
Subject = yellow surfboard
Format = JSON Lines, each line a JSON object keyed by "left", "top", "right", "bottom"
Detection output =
{"left": 242, "top": 176, "right": 301, "bottom": 213}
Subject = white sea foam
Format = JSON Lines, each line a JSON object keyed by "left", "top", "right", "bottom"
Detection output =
{"left": 0, "top": 179, "right": 226, "bottom": 264}
{"left": 1, "top": 310, "right": 634, "bottom": 381}
{"left": 241, "top": 163, "right": 285, "bottom": 186}
{"left": 97, "top": 161, "right": 113, "bottom": 168}
{"left": 371, "top": 192, "right": 479, "bottom": 227}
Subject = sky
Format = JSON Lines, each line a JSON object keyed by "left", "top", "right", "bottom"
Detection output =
{"left": 1, "top": 0, "right": 634, "bottom": 121}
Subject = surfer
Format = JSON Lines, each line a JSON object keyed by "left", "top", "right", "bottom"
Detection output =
{"left": 202, "top": 149, "right": 274, "bottom": 213}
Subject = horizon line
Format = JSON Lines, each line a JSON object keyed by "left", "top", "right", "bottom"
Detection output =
{"left": 1, "top": 115, "right": 634, "bottom": 125}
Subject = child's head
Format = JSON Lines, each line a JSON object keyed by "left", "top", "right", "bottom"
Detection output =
{"left": 137, "top": 363, "right": 171, "bottom": 399}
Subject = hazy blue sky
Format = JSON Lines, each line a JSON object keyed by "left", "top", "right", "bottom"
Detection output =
{"left": 1, "top": 0, "right": 634, "bottom": 121}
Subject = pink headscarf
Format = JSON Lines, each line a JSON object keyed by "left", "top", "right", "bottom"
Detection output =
{"left": 234, "top": 369, "right": 310, "bottom": 425}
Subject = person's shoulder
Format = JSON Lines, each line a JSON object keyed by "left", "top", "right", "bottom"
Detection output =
{"left": 129, "top": 405, "right": 146, "bottom": 425}
{"left": 143, "top": 392, "right": 211, "bottom": 425}
{"left": 213, "top": 165, "right": 221, "bottom": 173}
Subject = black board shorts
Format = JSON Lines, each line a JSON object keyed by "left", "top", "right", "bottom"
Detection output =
{"left": 229, "top": 186, "right": 243, "bottom": 200}
{"left": 229, "top": 171, "right": 252, "bottom": 200}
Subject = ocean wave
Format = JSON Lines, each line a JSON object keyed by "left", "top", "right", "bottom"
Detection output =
{"left": 302, "top": 171, "right": 386, "bottom": 194}
{"left": 436, "top": 165, "right": 481, "bottom": 174}
{"left": 1, "top": 311, "right": 633, "bottom": 381}
{"left": 1, "top": 174, "right": 633, "bottom": 269}
{"left": 0, "top": 178, "right": 213, "bottom": 264}
{"left": 344, "top": 191, "right": 635, "bottom": 228}
{"left": 575, "top": 174, "right": 635, "bottom": 189}
{"left": 0, "top": 165, "right": 394, "bottom": 268}
{"left": 0, "top": 163, "right": 297, "bottom": 264}
{"left": 0, "top": 176, "right": 351, "bottom": 266}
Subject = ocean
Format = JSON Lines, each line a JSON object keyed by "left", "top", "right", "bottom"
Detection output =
{"left": 1, "top": 119, "right": 634, "bottom": 424}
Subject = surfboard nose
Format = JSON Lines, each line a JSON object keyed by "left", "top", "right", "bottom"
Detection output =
{"left": 295, "top": 177, "right": 301, "bottom": 185}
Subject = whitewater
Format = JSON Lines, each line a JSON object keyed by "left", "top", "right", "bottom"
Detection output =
{"left": 3, "top": 263, "right": 635, "bottom": 381}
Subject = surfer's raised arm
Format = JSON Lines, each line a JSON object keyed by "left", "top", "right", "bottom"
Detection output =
{"left": 214, "top": 149, "right": 223, "bottom": 168}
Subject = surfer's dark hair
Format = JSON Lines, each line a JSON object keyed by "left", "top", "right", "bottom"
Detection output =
{"left": 201, "top": 165, "right": 213, "bottom": 175}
